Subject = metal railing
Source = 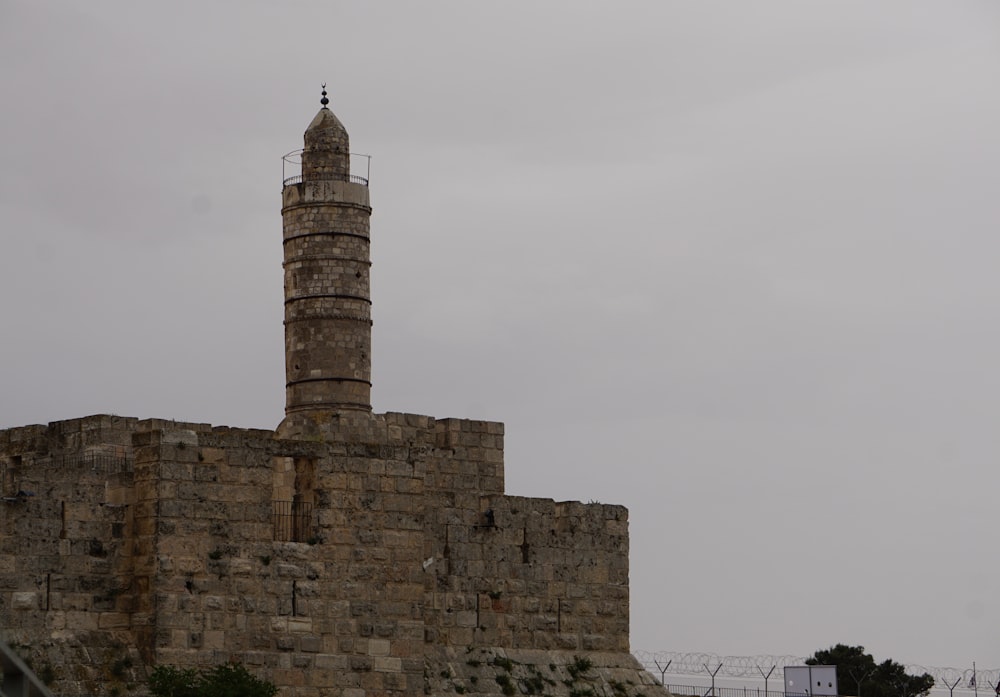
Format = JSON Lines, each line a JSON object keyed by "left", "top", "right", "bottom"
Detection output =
{"left": 281, "top": 173, "right": 369, "bottom": 187}
{"left": 273, "top": 500, "right": 314, "bottom": 542}
{"left": 281, "top": 149, "right": 371, "bottom": 187}
{"left": 15, "top": 452, "right": 133, "bottom": 475}
{"left": 56, "top": 452, "right": 133, "bottom": 475}
{"left": 665, "top": 685, "right": 804, "bottom": 697}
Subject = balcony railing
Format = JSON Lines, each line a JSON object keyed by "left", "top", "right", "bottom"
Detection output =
{"left": 282, "top": 149, "right": 371, "bottom": 187}
{"left": 281, "top": 173, "right": 369, "bottom": 187}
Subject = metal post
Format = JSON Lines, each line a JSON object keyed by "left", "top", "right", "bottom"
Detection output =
{"left": 655, "top": 660, "right": 672, "bottom": 688}
{"left": 758, "top": 665, "right": 775, "bottom": 697}
{"left": 944, "top": 677, "right": 961, "bottom": 697}
{"left": 849, "top": 669, "right": 873, "bottom": 697}
{"left": 353, "top": 152, "right": 372, "bottom": 182}
{"left": 704, "top": 662, "right": 723, "bottom": 697}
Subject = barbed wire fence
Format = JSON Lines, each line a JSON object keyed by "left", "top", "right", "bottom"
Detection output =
{"left": 633, "top": 652, "right": 999, "bottom": 697}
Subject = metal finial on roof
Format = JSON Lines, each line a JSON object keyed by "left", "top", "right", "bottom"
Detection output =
{"left": 320, "top": 83, "right": 329, "bottom": 107}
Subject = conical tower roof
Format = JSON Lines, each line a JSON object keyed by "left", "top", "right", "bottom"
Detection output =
{"left": 305, "top": 106, "right": 348, "bottom": 144}
{"left": 301, "top": 85, "right": 350, "bottom": 181}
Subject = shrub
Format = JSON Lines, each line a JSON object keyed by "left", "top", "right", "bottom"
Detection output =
{"left": 149, "top": 663, "right": 277, "bottom": 697}
{"left": 148, "top": 666, "right": 199, "bottom": 697}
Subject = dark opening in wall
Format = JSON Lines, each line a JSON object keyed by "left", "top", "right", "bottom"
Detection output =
{"left": 3, "top": 456, "right": 20, "bottom": 496}
{"left": 272, "top": 456, "right": 317, "bottom": 542}
{"left": 273, "top": 500, "right": 314, "bottom": 542}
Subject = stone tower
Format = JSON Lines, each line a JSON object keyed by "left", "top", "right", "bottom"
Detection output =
{"left": 277, "top": 88, "right": 372, "bottom": 438}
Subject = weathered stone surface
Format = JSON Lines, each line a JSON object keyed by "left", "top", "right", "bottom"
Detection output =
{"left": 0, "top": 412, "right": 645, "bottom": 696}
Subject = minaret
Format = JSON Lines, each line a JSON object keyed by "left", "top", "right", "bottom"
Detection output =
{"left": 277, "top": 87, "right": 372, "bottom": 437}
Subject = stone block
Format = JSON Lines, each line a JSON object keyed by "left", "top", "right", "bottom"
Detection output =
{"left": 300, "top": 635, "right": 322, "bottom": 653}
{"left": 288, "top": 618, "right": 313, "bottom": 633}
{"left": 367, "top": 638, "right": 390, "bottom": 656}
{"left": 272, "top": 667, "right": 304, "bottom": 686}
{"left": 65, "top": 609, "right": 99, "bottom": 630}
{"left": 203, "top": 630, "right": 226, "bottom": 649}
{"left": 11, "top": 592, "right": 38, "bottom": 610}
{"left": 97, "top": 611, "right": 130, "bottom": 628}
{"left": 373, "top": 656, "right": 402, "bottom": 672}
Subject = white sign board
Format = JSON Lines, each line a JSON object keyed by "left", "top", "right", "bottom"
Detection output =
{"left": 785, "top": 666, "right": 838, "bottom": 697}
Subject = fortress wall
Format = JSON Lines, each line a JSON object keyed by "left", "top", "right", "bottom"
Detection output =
{"left": 131, "top": 426, "right": 279, "bottom": 665}
{"left": 422, "top": 495, "right": 630, "bottom": 653}
{"left": 0, "top": 416, "right": 141, "bottom": 693}
{"left": 131, "top": 413, "right": 508, "bottom": 693}
{"left": 1, "top": 413, "right": 633, "bottom": 696}
{"left": 0, "top": 417, "right": 138, "bottom": 623}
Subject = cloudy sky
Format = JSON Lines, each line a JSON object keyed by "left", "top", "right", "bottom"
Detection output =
{"left": 3, "top": 0, "right": 1000, "bottom": 676}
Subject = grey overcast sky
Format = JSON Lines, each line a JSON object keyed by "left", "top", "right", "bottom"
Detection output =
{"left": 2, "top": 0, "right": 1000, "bottom": 674}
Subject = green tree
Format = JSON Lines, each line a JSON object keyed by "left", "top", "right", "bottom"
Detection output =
{"left": 149, "top": 663, "right": 277, "bottom": 697}
{"left": 806, "top": 645, "right": 934, "bottom": 697}
{"left": 148, "top": 666, "right": 199, "bottom": 697}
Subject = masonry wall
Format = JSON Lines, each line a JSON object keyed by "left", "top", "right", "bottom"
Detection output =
{"left": 0, "top": 414, "right": 634, "bottom": 697}
{"left": 0, "top": 416, "right": 140, "bottom": 693}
